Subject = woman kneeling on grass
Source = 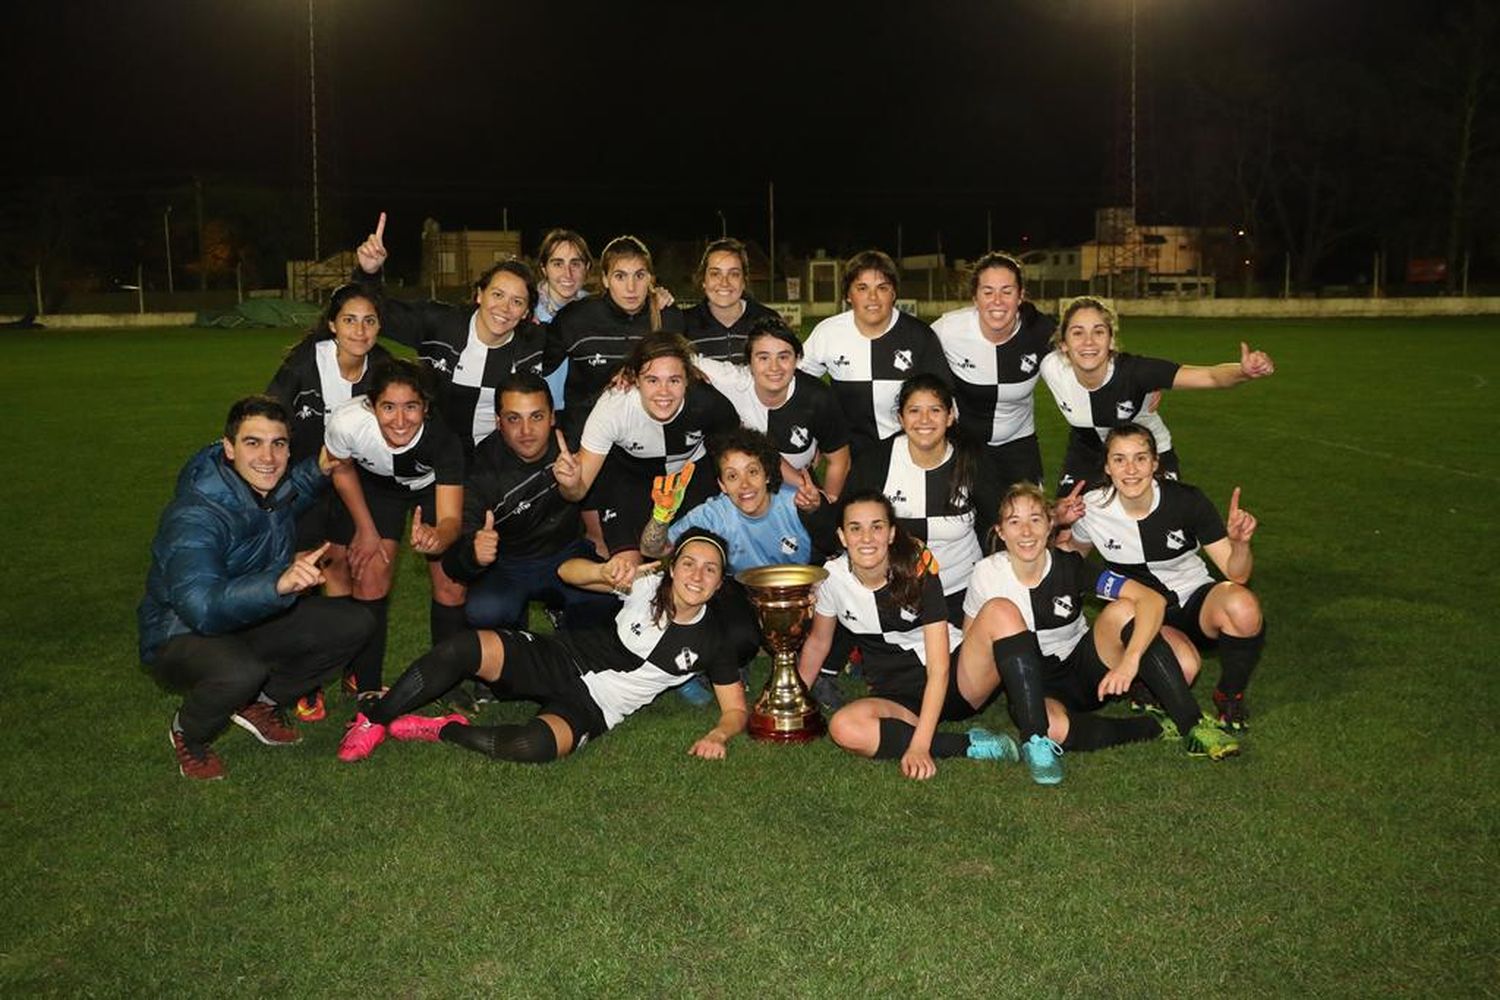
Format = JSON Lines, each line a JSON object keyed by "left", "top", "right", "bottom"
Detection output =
{"left": 795, "top": 490, "right": 1063, "bottom": 784}
{"left": 969, "top": 482, "right": 1240, "bottom": 760}
{"left": 1057, "top": 423, "right": 1266, "bottom": 731}
{"left": 337, "top": 529, "right": 748, "bottom": 764}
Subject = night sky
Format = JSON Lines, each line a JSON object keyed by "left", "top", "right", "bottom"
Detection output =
{"left": 3, "top": 0, "right": 1447, "bottom": 268}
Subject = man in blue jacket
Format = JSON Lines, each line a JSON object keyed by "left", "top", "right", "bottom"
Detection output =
{"left": 138, "top": 395, "right": 374, "bottom": 779}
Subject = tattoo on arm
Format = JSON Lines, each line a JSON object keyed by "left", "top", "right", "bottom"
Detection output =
{"left": 640, "top": 518, "right": 672, "bottom": 559}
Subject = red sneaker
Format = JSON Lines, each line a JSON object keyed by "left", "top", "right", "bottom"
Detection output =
{"left": 293, "top": 691, "right": 327, "bottom": 722}
{"left": 231, "top": 701, "right": 301, "bottom": 746}
{"left": 389, "top": 713, "right": 469, "bottom": 743}
{"left": 337, "top": 712, "right": 387, "bottom": 762}
{"left": 170, "top": 728, "right": 225, "bottom": 781}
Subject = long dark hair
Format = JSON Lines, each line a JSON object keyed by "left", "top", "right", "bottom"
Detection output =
{"left": 286, "top": 281, "right": 383, "bottom": 358}
{"left": 619, "top": 332, "right": 708, "bottom": 388}
{"left": 1099, "top": 422, "right": 1160, "bottom": 505}
{"left": 839, "top": 488, "right": 929, "bottom": 614}
{"left": 650, "top": 528, "right": 729, "bottom": 627}
{"left": 896, "top": 374, "right": 975, "bottom": 513}
{"left": 367, "top": 357, "right": 435, "bottom": 408}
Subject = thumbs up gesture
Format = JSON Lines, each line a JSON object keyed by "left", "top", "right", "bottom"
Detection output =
{"left": 356, "top": 212, "right": 388, "bottom": 274}
{"left": 410, "top": 505, "right": 443, "bottom": 554}
{"left": 474, "top": 509, "right": 499, "bottom": 566}
{"left": 1239, "top": 341, "right": 1275, "bottom": 379}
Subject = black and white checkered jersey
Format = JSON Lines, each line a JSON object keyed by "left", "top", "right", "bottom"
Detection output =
{"left": 814, "top": 557, "right": 961, "bottom": 689}
{"left": 544, "top": 296, "right": 686, "bottom": 425}
{"left": 441, "top": 435, "right": 582, "bottom": 581}
{"left": 798, "top": 310, "right": 954, "bottom": 449}
{"left": 964, "top": 549, "right": 1129, "bottom": 661}
{"left": 377, "top": 296, "right": 548, "bottom": 450}
{"left": 266, "top": 338, "right": 395, "bottom": 464}
{"left": 680, "top": 297, "right": 781, "bottom": 362}
{"left": 932, "top": 301, "right": 1055, "bottom": 447}
{"left": 1039, "top": 350, "right": 1179, "bottom": 458}
{"left": 694, "top": 357, "right": 852, "bottom": 470}
{"left": 580, "top": 380, "right": 740, "bottom": 476}
{"left": 553, "top": 573, "right": 739, "bottom": 730}
{"left": 1070, "top": 479, "right": 1226, "bottom": 606}
{"left": 846, "top": 436, "right": 994, "bottom": 596}
{"left": 323, "top": 397, "right": 465, "bottom": 492}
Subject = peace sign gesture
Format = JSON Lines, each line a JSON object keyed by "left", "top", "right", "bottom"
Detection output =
{"left": 552, "top": 430, "right": 585, "bottom": 498}
{"left": 1226, "top": 487, "right": 1257, "bottom": 543}
{"left": 356, "top": 212, "right": 388, "bottom": 274}
{"left": 1053, "top": 479, "right": 1087, "bottom": 527}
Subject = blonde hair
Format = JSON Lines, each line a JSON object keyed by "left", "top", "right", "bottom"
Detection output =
{"left": 1053, "top": 295, "right": 1121, "bottom": 358}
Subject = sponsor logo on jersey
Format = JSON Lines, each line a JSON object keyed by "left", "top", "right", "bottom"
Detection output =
{"left": 513, "top": 499, "right": 531, "bottom": 514}
{"left": 602, "top": 508, "right": 618, "bottom": 522}
{"left": 1020, "top": 353, "right": 1038, "bottom": 374}
{"left": 1116, "top": 400, "right": 1137, "bottom": 419}
{"left": 832, "top": 355, "right": 851, "bottom": 368}
{"left": 427, "top": 357, "right": 450, "bottom": 373}
{"left": 586, "top": 353, "right": 609, "bottom": 367}
{"left": 779, "top": 535, "right": 799, "bottom": 554}
{"left": 684, "top": 430, "right": 703, "bottom": 446}
{"left": 1165, "top": 528, "right": 1186, "bottom": 551}
{"left": 887, "top": 489, "right": 907, "bottom": 504}
{"left": 1163, "top": 469, "right": 1179, "bottom": 480}
{"left": 955, "top": 356, "right": 977, "bottom": 370}
{"left": 892, "top": 349, "right": 913, "bottom": 372}
{"left": 1059, "top": 473, "right": 1075, "bottom": 488}
{"left": 296, "top": 404, "right": 319, "bottom": 420}
{"left": 1052, "top": 595, "right": 1075, "bottom": 618}
{"left": 414, "top": 461, "right": 433, "bottom": 475}
{"left": 627, "top": 440, "right": 645, "bottom": 452}
{"left": 898, "top": 605, "right": 918, "bottom": 622}
{"left": 1104, "top": 538, "right": 1122, "bottom": 551}
{"left": 675, "top": 647, "right": 700, "bottom": 672}
{"left": 789, "top": 425, "right": 810, "bottom": 448}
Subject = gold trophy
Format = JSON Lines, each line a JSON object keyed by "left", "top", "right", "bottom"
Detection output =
{"left": 736, "top": 564, "right": 829, "bottom": 742}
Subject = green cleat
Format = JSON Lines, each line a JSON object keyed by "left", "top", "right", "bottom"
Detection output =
{"left": 1186, "top": 717, "right": 1242, "bottom": 760}
{"left": 1156, "top": 715, "right": 1182, "bottom": 742}
{"left": 965, "top": 727, "right": 1019, "bottom": 763}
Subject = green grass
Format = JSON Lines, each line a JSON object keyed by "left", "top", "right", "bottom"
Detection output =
{"left": 1, "top": 318, "right": 1497, "bottom": 997}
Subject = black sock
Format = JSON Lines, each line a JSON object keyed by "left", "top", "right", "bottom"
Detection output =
{"left": 366, "top": 631, "right": 482, "bottom": 725}
{"left": 1062, "top": 711, "right": 1161, "bottom": 752}
{"left": 1134, "top": 634, "right": 1204, "bottom": 735}
{"left": 350, "top": 597, "right": 389, "bottom": 694}
{"left": 993, "top": 633, "right": 1048, "bottom": 740}
{"left": 430, "top": 600, "right": 468, "bottom": 647}
{"left": 1217, "top": 625, "right": 1266, "bottom": 696}
{"left": 872, "top": 719, "right": 971, "bottom": 760}
{"left": 441, "top": 717, "right": 559, "bottom": 763}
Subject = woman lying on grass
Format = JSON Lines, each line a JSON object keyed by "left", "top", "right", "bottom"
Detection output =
{"left": 337, "top": 529, "right": 748, "bottom": 764}
{"left": 795, "top": 490, "right": 1062, "bottom": 784}
{"left": 968, "top": 482, "right": 1239, "bottom": 760}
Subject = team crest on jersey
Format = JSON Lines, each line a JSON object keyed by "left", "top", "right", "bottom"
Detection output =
{"left": 779, "top": 535, "right": 799, "bottom": 554}
{"left": 630, "top": 621, "right": 644, "bottom": 636}
{"left": 602, "top": 508, "right": 618, "bottom": 522}
{"left": 685, "top": 430, "right": 703, "bottom": 446}
{"left": 1020, "top": 353, "right": 1038, "bottom": 374}
{"left": 1052, "top": 595, "right": 1074, "bottom": 618}
{"left": 892, "top": 349, "right": 913, "bottom": 372}
{"left": 674, "top": 647, "right": 700, "bottom": 672}
{"left": 427, "top": 357, "right": 450, "bottom": 373}
{"left": 1163, "top": 469, "right": 1179, "bottom": 480}
{"left": 1058, "top": 400, "right": 1073, "bottom": 414}
{"left": 898, "top": 605, "right": 918, "bottom": 622}
{"left": 1059, "top": 473, "right": 1075, "bottom": 489}
{"left": 586, "top": 353, "right": 609, "bottom": 367}
{"left": 296, "top": 404, "right": 319, "bottom": 420}
{"left": 1116, "top": 400, "right": 1137, "bottom": 419}
{"left": 789, "top": 426, "right": 810, "bottom": 448}
{"left": 1165, "top": 529, "right": 1186, "bottom": 551}
{"left": 843, "top": 609, "right": 858, "bottom": 621}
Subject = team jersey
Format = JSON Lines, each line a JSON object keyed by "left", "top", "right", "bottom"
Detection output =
{"left": 798, "top": 310, "right": 953, "bottom": 449}
{"left": 693, "top": 357, "right": 851, "bottom": 470}
{"left": 932, "top": 302, "right": 1055, "bottom": 447}
{"left": 266, "top": 338, "right": 395, "bottom": 463}
{"left": 846, "top": 436, "right": 999, "bottom": 596}
{"left": 1039, "top": 350, "right": 1178, "bottom": 459}
{"left": 554, "top": 574, "right": 739, "bottom": 730}
{"left": 1070, "top": 479, "right": 1226, "bottom": 605}
{"left": 669, "top": 484, "right": 813, "bottom": 571}
{"left": 580, "top": 381, "right": 739, "bottom": 477}
{"left": 814, "top": 557, "right": 961, "bottom": 693}
{"left": 680, "top": 297, "right": 781, "bottom": 362}
{"left": 544, "top": 296, "right": 686, "bottom": 430}
{"left": 323, "top": 397, "right": 465, "bottom": 492}
{"left": 441, "top": 435, "right": 582, "bottom": 581}
{"left": 964, "top": 549, "right": 1130, "bottom": 661}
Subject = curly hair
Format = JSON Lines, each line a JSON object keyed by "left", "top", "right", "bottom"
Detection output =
{"left": 709, "top": 426, "right": 784, "bottom": 494}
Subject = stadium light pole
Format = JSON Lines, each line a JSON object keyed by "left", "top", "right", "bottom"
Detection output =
{"left": 1129, "top": 0, "right": 1137, "bottom": 213}
{"left": 163, "top": 205, "right": 174, "bottom": 295}
{"left": 308, "top": 0, "right": 321, "bottom": 261}
{"left": 716, "top": 209, "right": 727, "bottom": 238}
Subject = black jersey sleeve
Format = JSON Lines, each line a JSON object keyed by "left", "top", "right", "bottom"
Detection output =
{"left": 377, "top": 296, "right": 463, "bottom": 352}
{"left": 700, "top": 382, "right": 741, "bottom": 436}
{"left": 916, "top": 326, "right": 956, "bottom": 388}
{"left": 700, "top": 616, "right": 741, "bottom": 688}
{"left": 1183, "top": 483, "right": 1228, "bottom": 546}
{"left": 1126, "top": 354, "right": 1182, "bottom": 393}
{"left": 843, "top": 436, "right": 897, "bottom": 497}
{"left": 657, "top": 304, "right": 686, "bottom": 334}
{"left": 917, "top": 570, "right": 948, "bottom": 625}
{"left": 265, "top": 357, "right": 301, "bottom": 409}
{"left": 423, "top": 422, "right": 468, "bottom": 485}
{"left": 808, "top": 379, "right": 852, "bottom": 454}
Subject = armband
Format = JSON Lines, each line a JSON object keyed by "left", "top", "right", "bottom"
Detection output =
{"left": 1095, "top": 571, "right": 1128, "bottom": 600}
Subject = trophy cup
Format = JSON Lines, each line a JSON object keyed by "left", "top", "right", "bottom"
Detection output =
{"left": 736, "top": 564, "right": 829, "bottom": 742}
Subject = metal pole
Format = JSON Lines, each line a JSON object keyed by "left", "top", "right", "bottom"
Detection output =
{"left": 1372, "top": 252, "right": 1380, "bottom": 298}
{"left": 716, "top": 209, "right": 726, "bottom": 239}
{"left": 502, "top": 207, "right": 508, "bottom": 230}
{"left": 163, "top": 205, "right": 174, "bottom": 295}
{"left": 34, "top": 264, "right": 43, "bottom": 315}
{"left": 986, "top": 210, "right": 993, "bottom": 252}
{"left": 195, "top": 177, "right": 206, "bottom": 291}
{"left": 137, "top": 263, "right": 145, "bottom": 314}
{"left": 1130, "top": 0, "right": 1137, "bottom": 212}
{"left": 308, "top": 0, "right": 321, "bottom": 260}
{"left": 236, "top": 261, "right": 244, "bottom": 304}
{"left": 1462, "top": 251, "right": 1470, "bottom": 296}
{"left": 768, "top": 180, "right": 775, "bottom": 302}
{"left": 1283, "top": 252, "right": 1290, "bottom": 299}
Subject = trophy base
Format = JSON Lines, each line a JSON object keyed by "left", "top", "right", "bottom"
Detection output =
{"left": 748, "top": 710, "right": 825, "bottom": 743}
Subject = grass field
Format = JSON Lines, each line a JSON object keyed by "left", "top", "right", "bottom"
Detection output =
{"left": 1, "top": 317, "right": 1497, "bottom": 997}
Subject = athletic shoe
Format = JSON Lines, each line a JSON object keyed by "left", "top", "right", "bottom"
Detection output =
{"left": 1020, "top": 734, "right": 1064, "bottom": 786}
{"left": 1127, "top": 680, "right": 1159, "bottom": 714}
{"left": 169, "top": 728, "right": 225, "bottom": 781}
{"left": 1212, "top": 689, "right": 1250, "bottom": 732}
{"left": 341, "top": 670, "right": 358, "bottom": 698}
{"left": 388, "top": 712, "right": 470, "bottom": 743}
{"left": 337, "top": 712, "right": 387, "bottom": 762}
{"left": 810, "top": 675, "right": 845, "bottom": 715}
{"left": 1156, "top": 716, "right": 1182, "bottom": 742}
{"left": 676, "top": 676, "right": 715, "bottom": 706}
{"left": 230, "top": 701, "right": 301, "bottom": 746}
{"left": 965, "top": 727, "right": 1019, "bottom": 763}
{"left": 1186, "top": 717, "right": 1242, "bottom": 761}
{"left": 293, "top": 691, "right": 327, "bottom": 722}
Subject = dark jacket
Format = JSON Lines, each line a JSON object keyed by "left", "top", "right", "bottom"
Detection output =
{"left": 136, "top": 445, "right": 326, "bottom": 662}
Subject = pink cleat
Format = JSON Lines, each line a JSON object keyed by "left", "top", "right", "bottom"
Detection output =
{"left": 337, "top": 712, "right": 387, "bottom": 762}
{"left": 389, "top": 713, "right": 470, "bottom": 743}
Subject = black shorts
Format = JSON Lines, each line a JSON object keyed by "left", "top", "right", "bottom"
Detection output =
{"left": 493, "top": 630, "right": 609, "bottom": 744}
{"left": 1041, "top": 632, "right": 1111, "bottom": 712}
{"left": 870, "top": 644, "right": 986, "bottom": 722}
{"left": 943, "top": 587, "right": 967, "bottom": 628}
{"left": 1164, "top": 582, "right": 1218, "bottom": 650}
{"left": 327, "top": 469, "right": 436, "bottom": 544}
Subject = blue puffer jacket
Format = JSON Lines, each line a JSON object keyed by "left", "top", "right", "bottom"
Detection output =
{"left": 137, "top": 444, "right": 326, "bottom": 663}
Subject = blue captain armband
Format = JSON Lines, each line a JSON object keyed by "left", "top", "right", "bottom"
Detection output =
{"left": 1095, "top": 571, "right": 1129, "bottom": 600}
